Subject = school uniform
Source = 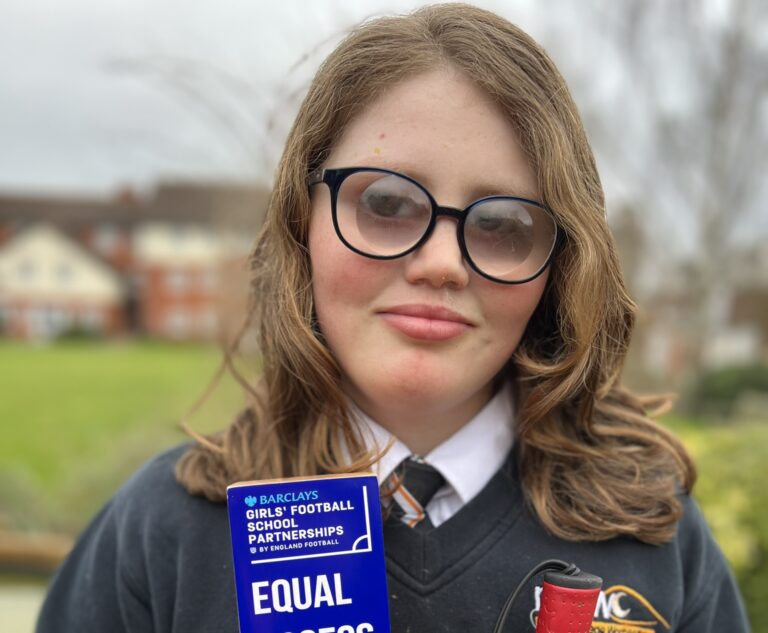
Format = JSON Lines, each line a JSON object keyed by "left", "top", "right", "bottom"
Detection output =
{"left": 36, "top": 390, "right": 749, "bottom": 632}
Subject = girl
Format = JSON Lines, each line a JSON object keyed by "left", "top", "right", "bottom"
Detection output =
{"left": 37, "top": 4, "right": 749, "bottom": 632}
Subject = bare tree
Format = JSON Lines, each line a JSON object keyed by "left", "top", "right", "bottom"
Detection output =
{"left": 565, "top": 0, "right": 768, "bottom": 375}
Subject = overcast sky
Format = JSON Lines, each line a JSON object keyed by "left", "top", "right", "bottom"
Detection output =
{"left": 0, "top": 0, "right": 557, "bottom": 196}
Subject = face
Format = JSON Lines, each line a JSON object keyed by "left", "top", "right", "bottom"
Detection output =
{"left": 308, "top": 67, "right": 549, "bottom": 449}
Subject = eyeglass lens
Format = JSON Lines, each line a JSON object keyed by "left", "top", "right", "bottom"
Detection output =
{"left": 334, "top": 170, "right": 556, "bottom": 282}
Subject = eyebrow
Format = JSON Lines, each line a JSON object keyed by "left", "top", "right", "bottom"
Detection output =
{"left": 469, "top": 181, "right": 539, "bottom": 201}
{"left": 359, "top": 159, "right": 540, "bottom": 202}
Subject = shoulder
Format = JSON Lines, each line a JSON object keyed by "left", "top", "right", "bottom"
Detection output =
{"left": 110, "top": 444, "right": 191, "bottom": 521}
{"left": 110, "top": 443, "right": 226, "bottom": 541}
{"left": 674, "top": 494, "right": 728, "bottom": 579}
{"left": 103, "top": 444, "right": 231, "bottom": 605}
{"left": 671, "top": 494, "right": 750, "bottom": 631}
{"left": 114, "top": 443, "right": 191, "bottom": 504}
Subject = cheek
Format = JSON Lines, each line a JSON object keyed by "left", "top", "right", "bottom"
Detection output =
{"left": 481, "top": 272, "right": 549, "bottom": 341}
{"left": 308, "top": 209, "right": 387, "bottom": 330}
{"left": 311, "top": 236, "right": 367, "bottom": 309}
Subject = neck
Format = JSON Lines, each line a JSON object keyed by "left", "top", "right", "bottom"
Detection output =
{"left": 345, "top": 383, "right": 494, "bottom": 455}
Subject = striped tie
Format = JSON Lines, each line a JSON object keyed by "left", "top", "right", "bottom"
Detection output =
{"left": 383, "top": 456, "right": 445, "bottom": 530}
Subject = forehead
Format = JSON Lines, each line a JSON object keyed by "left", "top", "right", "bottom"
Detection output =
{"left": 324, "top": 67, "right": 538, "bottom": 201}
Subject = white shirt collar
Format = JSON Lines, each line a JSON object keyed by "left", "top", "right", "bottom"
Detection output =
{"left": 349, "top": 384, "right": 515, "bottom": 505}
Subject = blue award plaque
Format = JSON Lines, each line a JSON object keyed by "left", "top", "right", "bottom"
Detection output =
{"left": 227, "top": 474, "right": 391, "bottom": 633}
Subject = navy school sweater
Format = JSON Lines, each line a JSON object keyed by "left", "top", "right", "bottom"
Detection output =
{"left": 36, "top": 444, "right": 750, "bottom": 632}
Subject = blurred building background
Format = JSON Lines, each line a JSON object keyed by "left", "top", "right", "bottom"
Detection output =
{"left": 0, "top": 183, "right": 266, "bottom": 341}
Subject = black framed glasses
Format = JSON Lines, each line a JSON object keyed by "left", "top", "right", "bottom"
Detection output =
{"left": 308, "top": 166, "right": 560, "bottom": 284}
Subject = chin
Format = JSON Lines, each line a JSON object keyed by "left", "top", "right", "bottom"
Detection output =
{"left": 368, "top": 374, "right": 470, "bottom": 410}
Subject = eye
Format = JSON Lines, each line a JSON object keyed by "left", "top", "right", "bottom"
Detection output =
{"left": 361, "top": 190, "right": 417, "bottom": 218}
{"left": 473, "top": 214, "right": 528, "bottom": 235}
{"left": 357, "top": 176, "right": 429, "bottom": 222}
{"left": 474, "top": 215, "right": 503, "bottom": 232}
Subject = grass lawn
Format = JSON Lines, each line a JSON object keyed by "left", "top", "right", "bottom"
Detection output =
{"left": 0, "top": 339, "right": 248, "bottom": 533}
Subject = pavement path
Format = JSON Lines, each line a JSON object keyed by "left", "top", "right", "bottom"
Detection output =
{"left": 0, "top": 583, "right": 46, "bottom": 633}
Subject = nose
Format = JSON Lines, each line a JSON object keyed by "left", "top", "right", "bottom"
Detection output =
{"left": 403, "top": 217, "right": 470, "bottom": 289}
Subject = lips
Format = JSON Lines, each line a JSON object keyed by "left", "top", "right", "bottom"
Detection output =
{"left": 377, "top": 304, "right": 474, "bottom": 341}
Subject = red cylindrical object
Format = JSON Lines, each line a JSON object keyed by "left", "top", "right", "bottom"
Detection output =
{"left": 536, "top": 573, "right": 601, "bottom": 633}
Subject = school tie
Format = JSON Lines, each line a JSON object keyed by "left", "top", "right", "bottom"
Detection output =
{"left": 383, "top": 456, "right": 446, "bottom": 531}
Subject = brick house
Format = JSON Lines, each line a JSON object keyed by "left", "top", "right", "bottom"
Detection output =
{"left": 637, "top": 251, "right": 768, "bottom": 381}
{"left": 0, "top": 182, "right": 268, "bottom": 341}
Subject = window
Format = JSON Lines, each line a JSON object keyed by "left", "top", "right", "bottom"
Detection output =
{"left": 198, "top": 309, "right": 218, "bottom": 335}
{"left": 94, "top": 224, "right": 119, "bottom": 254}
{"left": 170, "top": 224, "right": 188, "bottom": 245}
{"left": 26, "top": 307, "right": 48, "bottom": 337}
{"left": 165, "top": 309, "right": 190, "bottom": 338}
{"left": 80, "top": 307, "right": 104, "bottom": 330}
{"left": 49, "top": 307, "right": 72, "bottom": 333}
{"left": 0, "top": 305, "right": 10, "bottom": 331}
{"left": 201, "top": 269, "right": 218, "bottom": 291}
{"left": 165, "top": 270, "right": 188, "bottom": 294}
{"left": 131, "top": 272, "right": 145, "bottom": 290}
{"left": 56, "top": 262, "right": 75, "bottom": 284}
{"left": 17, "top": 259, "right": 35, "bottom": 280}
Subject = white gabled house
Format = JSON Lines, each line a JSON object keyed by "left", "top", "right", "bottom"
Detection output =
{"left": 0, "top": 223, "right": 126, "bottom": 339}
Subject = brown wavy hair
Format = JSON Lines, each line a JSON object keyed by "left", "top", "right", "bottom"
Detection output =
{"left": 175, "top": 3, "right": 695, "bottom": 545}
